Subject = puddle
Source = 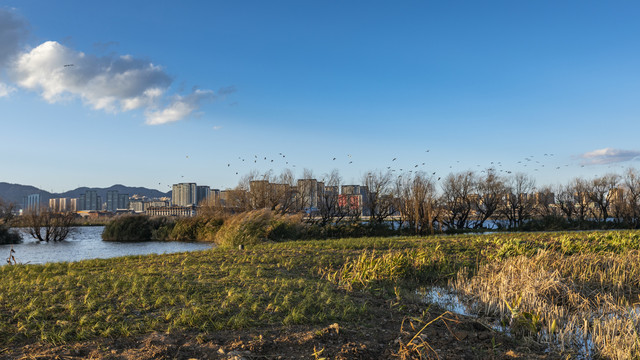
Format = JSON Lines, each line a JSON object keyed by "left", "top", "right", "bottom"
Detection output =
{"left": 422, "top": 286, "right": 472, "bottom": 316}
{"left": 421, "top": 286, "right": 511, "bottom": 333}
{"left": 420, "top": 286, "right": 599, "bottom": 359}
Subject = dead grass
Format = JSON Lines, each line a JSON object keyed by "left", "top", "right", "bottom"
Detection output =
{"left": 453, "top": 250, "right": 640, "bottom": 359}
{"left": 214, "top": 209, "right": 305, "bottom": 246}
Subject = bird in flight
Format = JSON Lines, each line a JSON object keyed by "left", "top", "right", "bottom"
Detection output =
{"left": 64, "top": 64, "right": 74, "bottom": 67}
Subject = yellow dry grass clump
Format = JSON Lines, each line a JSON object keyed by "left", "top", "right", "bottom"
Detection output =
{"left": 214, "top": 209, "right": 305, "bottom": 247}
{"left": 453, "top": 250, "right": 640, "bottom": 359}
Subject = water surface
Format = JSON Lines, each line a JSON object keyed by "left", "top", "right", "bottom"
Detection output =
{"left": 2, "top": 226, "right": 212, "bottom": 265}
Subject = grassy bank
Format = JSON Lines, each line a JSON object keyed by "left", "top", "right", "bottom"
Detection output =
{"left": 2, "top": 230, "right": 640, "bottom": 358}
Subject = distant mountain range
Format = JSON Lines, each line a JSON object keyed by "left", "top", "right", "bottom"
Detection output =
{"left": 0, "top": 182, "right": 170, "bottom": 207}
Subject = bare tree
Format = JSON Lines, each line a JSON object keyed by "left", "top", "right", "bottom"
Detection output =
{"left": 501, "top": 173, "right": 536, "bottom": 228}
{"left": 221, "top": 173, "right": 255, "bottom": 213}
{"left": 24, "top": 208, "right": 75, "bottom": 242}
{"left": 570, "top": 178, "right": 591, "bottom": 222}
{"left": 393, "top": 175, "right": 415, "bottom": 229}
{"left": 474, "top": 169, "right": 506, "bottom": 229}
{"left": 587, "top": 174, "right": 619, "bottom": 222}
{"left": 404, "top": 172, "right": 438, "bottom": 235}
{"left": 271, "top": 169, "right": 297, "bottom": 214}
{"left": 534, "top": 185, "right": 557, "bottom": 218}
{"left": 361, "top": 170, "right": 394, "bottom": 225}
{"left": 440, "top": 171, "right": 476, "bottom": 230}
{"left": 623, "top": 168, "right": 640, "bottom": 228}
{"left": 0, "top": 198, "right": 16, "bottom": 225}
{"left": 317, "top": 169, "right": 346, "bottom": 226}
{"left": 555, "top": 183, "right": 576, "bottom": 221}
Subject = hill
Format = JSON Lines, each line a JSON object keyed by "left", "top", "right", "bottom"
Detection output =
{"left": 0, "top": 182, "right": 170, "bottom": 207}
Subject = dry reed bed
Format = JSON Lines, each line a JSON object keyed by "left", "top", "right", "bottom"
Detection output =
{"left": 453, "top": 251, "right": 640, "bottom": 359}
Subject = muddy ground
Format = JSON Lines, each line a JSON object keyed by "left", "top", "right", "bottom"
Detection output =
{"left": 2, "top": 300, "right": 563, "bottom": 360}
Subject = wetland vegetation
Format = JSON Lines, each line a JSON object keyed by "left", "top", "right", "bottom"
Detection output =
{"left": 2, "top": 229, "right": 640, "bottom": 358}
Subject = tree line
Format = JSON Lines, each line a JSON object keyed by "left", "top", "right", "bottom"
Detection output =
{"left": 207, "top": 167, "right": 640, "bottom": 234}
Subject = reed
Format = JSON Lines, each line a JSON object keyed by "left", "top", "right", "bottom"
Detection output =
{"left": 453, "top": 251, "right": 640, "bottom": 359}
{"left": 214, "top": 209, "right": 304, "bottom": 246}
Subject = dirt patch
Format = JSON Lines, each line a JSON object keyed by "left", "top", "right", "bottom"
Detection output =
{"left": 2, "top": 303, "right": 563, "bottom": 360}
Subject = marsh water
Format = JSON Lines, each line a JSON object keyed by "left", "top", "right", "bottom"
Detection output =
{"left": 1, "top": 226, "right": 212, "bottom": 265}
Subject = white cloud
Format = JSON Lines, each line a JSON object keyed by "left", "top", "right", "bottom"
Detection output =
{"left": 580, "top": 148, "right": 640, "bottom": 165}
{"left": 0, "top": 82, "right": 15, "bottom": 97}
{"left": 145, "top": 89, "right": 215, "bottom": 125}
{"left": 0, "top": 8, "right": 232, "bottom": 125}
{"left": 11, "top": 41, "right": 172, "bottom": 112}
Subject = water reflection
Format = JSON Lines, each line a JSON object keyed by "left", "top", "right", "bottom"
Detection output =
{"left": 1, "top": 226, "right": 212, "bottom": 265}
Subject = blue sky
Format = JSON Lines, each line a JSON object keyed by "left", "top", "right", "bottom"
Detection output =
{"left": 1, "top": 1, "right": 640, "bottom": 193}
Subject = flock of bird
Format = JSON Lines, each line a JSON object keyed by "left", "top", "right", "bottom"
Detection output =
{"left": 155, "top": 148, "right": 631, "bottom": 191}
{"left": 212, "top": 149, "right": 593, "bottom": 184}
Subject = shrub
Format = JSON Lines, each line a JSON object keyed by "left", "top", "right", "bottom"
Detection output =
{"left": 196, "top": 217, "right": 224, "bottom": 241}
{"left": 150, "top": 217, "right": 176, "bottom": 241}
{"left": 267, "top": 213, "right": 304, "bottom": 241}
{"left": 102, "top": 215, "right": 154, "bottom": 242}
{"left": 169, "top": 217, "right": 201, "bottom": 241}
{"left": 0, "top": 225, "right": 21, "bottom": 245}
{"left": 168, "top": 216, "right": 224, "bottom": 242}
{"left": 305, "top": 221, "right": 396, "bottom": 239}
{"left": 214, "top": 209, "right": 304, "bottom": 247}
{"left": 104, "top": 215, "right": 225, "bottom": 243}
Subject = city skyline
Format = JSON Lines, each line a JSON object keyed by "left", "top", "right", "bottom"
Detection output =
{"left": 1, "top": 2, "right": 640, "bottom": 193}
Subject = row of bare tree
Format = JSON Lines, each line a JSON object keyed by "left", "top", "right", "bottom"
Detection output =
{"left": 206, "top": 167, "right": 640, "bottom": 233}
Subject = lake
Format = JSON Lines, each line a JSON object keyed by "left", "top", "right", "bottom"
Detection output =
{"left": 1, "top": 226, "right": 213, "bottom": 265}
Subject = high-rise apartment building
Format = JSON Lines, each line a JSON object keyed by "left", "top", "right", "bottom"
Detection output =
{"left": 172, "top": 183, "right": 197, "bottom": 206}
{"left": 196, "top": 186, "right": 211, "bottom": 205}
{"left": 88, "top": 190, "right": 99, "bottom": 211}
{"left": 250, "top": 180, "right": 270, "bottom": 208}
{"left": 340, "top": 185, "right": 369, "bottom": 216}
{"left": 118, "top": 194, "right": 130, "bottom": 210}
{"left": 210, "top": 189, "right": 221, "bottom": 206}
{"left": 341, "top": 185, "right": 365, "bottom": 196}
{"left": 297, "top": 179, "right": 319, "bottom": 210}
{"left": 106, "top": 190, "right": 119, "bottom": 212}
{"left": 23, "top": 194, "right": 40, "bottom": 213}
{"left": 49, "top": 197, "right": 70, "bottom": 212}
{"left": 78, "top": 190, "right": 100, "bottom": 211}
